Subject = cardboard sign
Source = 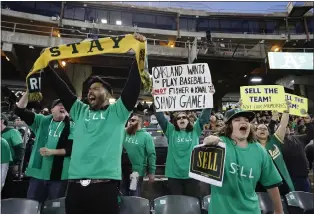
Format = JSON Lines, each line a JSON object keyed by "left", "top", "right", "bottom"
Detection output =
{"left": 285, "top": 93, "right": 308, "bottom": 116}
{"left": 240, "top": 85, "right": 286, "bottom": 111}
{"left": 189, "top": 142, "right": 226, "bottom": 187}
{"left": 152, "top": 63, "right": 213, "bottom": 112}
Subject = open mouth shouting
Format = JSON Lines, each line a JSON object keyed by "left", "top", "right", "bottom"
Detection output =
{"left": 88, "top": 94, "right": 96, "bottom": 104}
{"left": 239, "top": 124, "right": 248, "bottom": 134}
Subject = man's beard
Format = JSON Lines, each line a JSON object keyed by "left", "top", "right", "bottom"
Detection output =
{"left": 89, "top": 95, "right": 106, "bottom": 110}
{"left": 126, "top": 123, "right": 139, "bottom": 135}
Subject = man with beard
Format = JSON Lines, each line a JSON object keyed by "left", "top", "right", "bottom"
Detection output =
{"left": 1, "top": 114, "right": 24, "bottom": 198}
{"left": 203, "top": 108, "right": 283, "bottom": 214}
{"left": 44, "top": 34, "right": 145, "bottom": 214}
{"left": 122, "top": 114, "right": 156, "bottom": 196}
{"left": 15, "top": 93, "right": 74, "bottom": 203}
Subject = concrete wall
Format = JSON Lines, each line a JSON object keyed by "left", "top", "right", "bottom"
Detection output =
{"left": 65, "top": 63, "right": 92, "bottom": 98}
{"left": 1, "top": 31, "right": 188, "bottom": 58}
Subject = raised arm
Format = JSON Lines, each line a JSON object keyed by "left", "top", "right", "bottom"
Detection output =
{"left": 45, "top": 61, "right": 77, "bottom": 112}
{"left": 198, "top": 108, "right": 212, "bottom": 129}
{"left": 120, "top": 60, "right": 141, "bottom": 111}
{"left": 145, "top": 135, "right": 156, "bottom": 176}
{"left": 154, "top": 111, "right": 169, "bottom": 133}
{"left": 275, "top": 101, "right": 290, "bottom": 141}
{"left": 14, "top": 92, "right": 35, "bottom": 126}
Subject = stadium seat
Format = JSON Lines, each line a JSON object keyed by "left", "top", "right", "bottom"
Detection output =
{"left": 1, "top": 198, "right": 40, "bottom": 214}
{"left": 285, "top": 191, "right": 314, "bottom": 214}
{"left": 153, "top": 195, "right": 201, "bottom": 214}
{"left": 42, "top": 197, "right": 65, "bottom": 214}
{"left": 202, "top": 195, "right": 211, "bottom": 214}
{"left": 153, "top": 136, "right": 168, "bottom": 147}
{"left": 257, "top": 192, "right": 289, "bottom": 214}
{"left": 257, "top": 192, "right": 274, "bottom": 214}
{"left": 119, "top": 196, "right": 150, "bottom": 214}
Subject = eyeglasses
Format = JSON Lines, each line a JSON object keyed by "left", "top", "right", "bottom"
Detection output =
{"left": 129, "top": 119, "right": 137, "bottom": 123}
{"left": 177, "top": 116, "right": 187, "bottom": 120}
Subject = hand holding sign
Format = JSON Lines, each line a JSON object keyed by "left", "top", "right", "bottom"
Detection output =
{"left": 189, "top": 142, "right": 226, "bottom": 187}
{"left": 203, "top": 135, "right": 221, "bottom": 146}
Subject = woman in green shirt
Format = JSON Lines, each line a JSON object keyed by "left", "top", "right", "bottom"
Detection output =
{"left": 204, "top": 108, "right": 283, "bottom": 214}
{"left": 155, "top": 108, "right": 211, "bottom": 198}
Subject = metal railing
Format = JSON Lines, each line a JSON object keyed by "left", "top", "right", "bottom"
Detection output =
{"left": 1, "top": 20, "right": 192, "bottom": 48}
{"left": 2, "top": 20, "right": 312, "bottom": 58}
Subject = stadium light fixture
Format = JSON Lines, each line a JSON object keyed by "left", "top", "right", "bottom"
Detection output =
{"left": 274, "top": 47, "right": 280, "bottom": 52}
{"left": 116, "top": 20, "right": 122, "bottom": 25}
{"left": 101, "top": 19, "right": 107, "bottom": 24}
{"left": 61, "top": 61, "right": 66, "bottom": 67}
{"left": 58, "top": 33, "right": 61, "bottom": 38}
{"left": 250, "top": 77, "right": 262, "bottom": 82}
{"left": 6, "top": 56, "right": 10, "bottom": 61}
{"left": 244, "top": 75, "right": 247, "bottom": 77}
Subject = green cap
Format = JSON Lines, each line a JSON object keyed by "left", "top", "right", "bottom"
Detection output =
{"left": 224, "top": 108, "right": 255, "bottom": 123}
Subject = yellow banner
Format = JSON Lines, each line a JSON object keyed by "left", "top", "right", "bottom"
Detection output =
{"left": 26, "top": 34, "right": 151, "bottom": 94}
{"left": 240, "top": 85, "right": 286, "bottom": 111}
{"left": 285, "top": 93, "right": 308, "bottom": 116}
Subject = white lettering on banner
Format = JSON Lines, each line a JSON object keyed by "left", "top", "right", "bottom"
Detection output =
{"left": 229, "top": 163, "right": 254, "bottom": 179}
{"left": 30, "top": 78, "right": 39, "bottom": 90}
{"left": 152, "top": 63, "right": 213, "bottom": 112}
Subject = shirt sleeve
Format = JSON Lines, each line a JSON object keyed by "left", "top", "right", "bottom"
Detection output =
{"left": 145, "top": 134, "right": 156, "bottom": 174}
{"left": 10, "top": 129, "right": 23, "bottom": 147}
{"left": 29, "top": 113, "right": 45, "bottom": 133}
{"left": 271, "top": 134, "right": 283, "bottom": 149}
{"left": 259, "top": 147, "right": 283, "bottom": 188}
{"left": 68, "top": 121, "right": 75, "bottom": 140}
{"left": 193, "top": 119, "right": 203, "bottom": 136}
{"left": 110, "top": 98, "right": 131, "bottom": 122}
{"left": 69, "top": 99, "right": 86, "bottom": 122}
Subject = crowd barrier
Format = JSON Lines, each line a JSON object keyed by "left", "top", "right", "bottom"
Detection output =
{"left": 1, "top": 191, "right": 313, "bottom": 214}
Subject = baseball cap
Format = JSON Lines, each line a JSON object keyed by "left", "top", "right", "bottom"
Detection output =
{"left": 51, "top": 99, "right": 62, "bottom": 109}
{"left": 87, "top": 76, "right": 113, "bottom": 96}
{"left": 224, "top": 108, "right": 255, "bottom": 123}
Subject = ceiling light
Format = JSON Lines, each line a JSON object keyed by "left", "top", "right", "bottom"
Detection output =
{"left": 274, "top": 47, "right": 280, "bottom": 52}
{"left": 6, "top": 56, "right": 10, "bottom": 61}
{"left": 57, "top": 33, "right": 61, "bottom": 37}
{"left": 116, "top": 20, "right": 122, "bottom": 25}
{"left": 61, "top": 61, "right": 66, "bottom": 67}
{"left": 250, "top": 77, "right": 262, "bottom": 82}
{"left": 83, "top": 4, "right": 87, "bottom": 7}
{"left": 170, "top": 44, "right": 174, "bottom": 48}
{"left": 244, "top": 75, "right": 247, "bottom": 77}
{"left": 101, "top": 19, "right": 107, "bottom": 24}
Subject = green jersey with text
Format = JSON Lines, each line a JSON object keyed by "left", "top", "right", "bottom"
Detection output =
{"left": 165, "top": 120, "right": 202, "bottom": 179}
{"left": 123, "top": 129, "right": 156, "bottom": 176}
{"left": 209, "top": 136, "right": 282, "bottom": 214}
{"left": 69, "top": 99, "right": 131, "bottom": 179}
{"left": 265, "top": 134, "right": 294, "bottom": 191}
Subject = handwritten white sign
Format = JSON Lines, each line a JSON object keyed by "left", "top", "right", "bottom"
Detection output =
{"left": 152, "top": 63, "right": 213, "bottom": 112}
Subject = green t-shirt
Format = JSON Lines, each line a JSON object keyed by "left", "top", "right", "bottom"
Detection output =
{"left": 26, "top": 114, "right": 74, "bottom": 180}
{"left": 1, "top": 138, "right": 12, "bottom": 164}
{"left": 123, "top": 129, "right": 156, "bottom": 176}
{"left": 1, "top": 128, "right": 23, "bottom": 161}
{"left": 209, "top": 136, "right": 282, "bottom": 214}
{"left": 165, "top": 119, "right": 202, "bottom": 179}
{"left": 265, "top": 134, "right": 295, "bottom": 191}
{"left": 69, "top": 98, "right": 131, "bottom": 179}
